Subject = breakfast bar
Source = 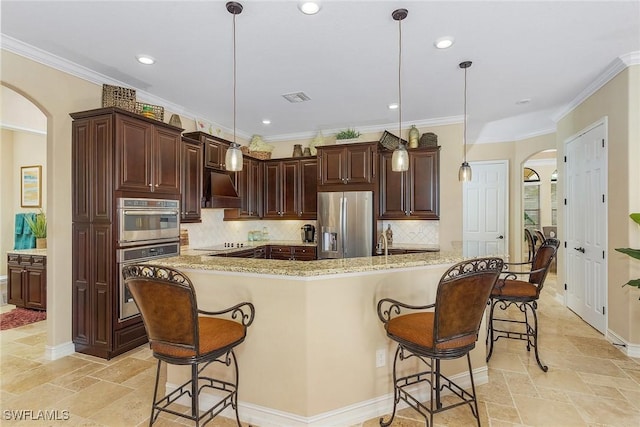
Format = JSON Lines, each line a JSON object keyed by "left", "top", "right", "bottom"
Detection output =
{"left": 149, "top": 251, "right": 488, "bottom": 426}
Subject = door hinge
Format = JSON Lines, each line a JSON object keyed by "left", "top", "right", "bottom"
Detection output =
{"left": 564, "top": 198, "right": 567, "bottom": 205}
{"left": 564, "top": 155, "right": 567, "bottom": 163}
{"left": 564, "top": 241, "right": 567, "bottom": 248}
{"left": 603, "top": 306, "right": 606, "bottom": 315}
{"left": 602, "top": 139, "right": 605, "bottom": 148}
{"left": 564, "top": 283, "right": 567, "bottom": 290}
{"left": 602, "top": 194, "right": 605, "bottom": 203}
{"left": 603, "top": 250, "right": 605, "bottom": 259}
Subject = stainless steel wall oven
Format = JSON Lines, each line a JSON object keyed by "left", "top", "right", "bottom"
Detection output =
{"left": 116, "top": 242, "right": 180, "bottom": 322}
{"left": 117, "top": 198, "right": 180, "bottom": 246}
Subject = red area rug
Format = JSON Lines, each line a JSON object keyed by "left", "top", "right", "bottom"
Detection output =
{"left": 0, "top": 308, "right": 46, "bottom": 330}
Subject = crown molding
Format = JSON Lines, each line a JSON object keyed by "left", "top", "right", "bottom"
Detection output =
{"left": 553, "top": 51, "right": 640, "bottom": 122}
{"left": 1, "top": 35, "right": 253, "bottom": 139}
{"left": 267, "top": 115, "right": 463, "bottom": 142}
{"left": 0, "top": 122, "right": 46, "bottom": 135}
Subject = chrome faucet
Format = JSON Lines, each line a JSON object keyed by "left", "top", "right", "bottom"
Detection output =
{"left": 376, "top": 232, "right": 388, "bottom": 256}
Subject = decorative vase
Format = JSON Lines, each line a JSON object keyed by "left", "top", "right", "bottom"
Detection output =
{"left": 169, "top": 114, "right": 182, "bottom": 128}
{"left": 36, "top": 238, "right": 47, "bottom": 249}
{"left": 408, "top": 125, "right": 419, "bottom": 148}
{"left": 303, "top": 147, "right": 311, "bottom": 156}
{"left": 292, "top": 144, "right": 303, "bottom": 157}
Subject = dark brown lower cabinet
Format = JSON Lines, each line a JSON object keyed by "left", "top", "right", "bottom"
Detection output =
{"left": 7, "top": 253, "right": 46, "bottom": 310}
{"left": 269, "top": 245, "right": 317, "bottom": 260}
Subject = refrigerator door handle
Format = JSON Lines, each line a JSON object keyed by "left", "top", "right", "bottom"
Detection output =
{"left": 341, "top": 196, "right": 347, "bottom": 257}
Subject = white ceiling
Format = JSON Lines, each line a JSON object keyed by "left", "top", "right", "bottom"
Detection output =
{"left": 2, "top": 1, "right": 639, "bottom": 144}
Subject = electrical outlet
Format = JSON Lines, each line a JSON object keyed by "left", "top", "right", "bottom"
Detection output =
{"left": 376, "top": 349, "right": 386, "bottom": 368}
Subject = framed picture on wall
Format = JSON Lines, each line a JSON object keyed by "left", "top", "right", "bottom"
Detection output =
{"left": 21, "top": 165, "right": 42, "bottom": 208}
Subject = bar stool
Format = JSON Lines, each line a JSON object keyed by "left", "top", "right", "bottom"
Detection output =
{"left": 122, "top": 264, "right": 255, "bottom": 426}
{"left": 377, "top": 257, "right": 504, "bottom": 427}
{"left": 486, "top": 243, "right": 557, "bottom": 372}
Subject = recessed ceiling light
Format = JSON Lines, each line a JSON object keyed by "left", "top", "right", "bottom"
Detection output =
{"left": 136, "top": 55, "right": 155, "bottom": 65}
{"left": 388, "top": 103, "right": 399, "bottom": 110}
{"left": 262, "top": 119, "right": 271, "bottom": 125}
{"left": 282, "top": 92, "right": 311, "bottom": 103}
{"left": 434, "top": 37, "right": 454, "bottom": 49}
{"left": 298, "top": 1, "right": 321, "bottom": 15}
{"left": 516, "top": 98, "right": 532, "bottom": 105}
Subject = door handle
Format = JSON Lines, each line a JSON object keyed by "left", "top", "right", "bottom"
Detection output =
{"left": 574, "top": 247, "right": 585, "bottom": 253}
{"left": 497, "top": 235, "right": 504, "bottom": 239}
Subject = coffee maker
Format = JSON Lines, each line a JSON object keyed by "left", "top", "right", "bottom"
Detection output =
{"left": 301, "top": 224, "right": 315, "bottom": 243}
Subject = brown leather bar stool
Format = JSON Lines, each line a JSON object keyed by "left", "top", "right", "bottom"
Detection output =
{"left": 122, "top": 264, "right": 255, "bottom": 427}
{"left": 377, "top": 257, "right": 504, "bottom": 427}
{"left": 486, "top": 242, "right": 558, "bottom": 372}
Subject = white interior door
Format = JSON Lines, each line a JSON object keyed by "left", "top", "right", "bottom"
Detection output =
{"left": 463, "top": 161, "right": 508, "bottom": 257}
{"left": 565, "top": 120, "right": 607, "bottom": 334}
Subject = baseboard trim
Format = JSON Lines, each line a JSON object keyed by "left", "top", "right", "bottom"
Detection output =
{"left": 45, "top": 341, "right": 75, "bottom": 360}
{"left": 166, "top": 366, "right": 488, "bottom": 426}
{"left": 606, "top": 329, "right": 640, "bottom": 358}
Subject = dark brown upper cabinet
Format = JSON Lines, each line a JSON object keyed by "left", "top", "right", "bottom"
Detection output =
{"left": 317, "top": 142, "right": 377, "bottom": 191}
{"left": 180, "top": 137, "right": 203, "bottom": 223}
{"left": 379, "top": 147, "right": 440, "bottom": 220}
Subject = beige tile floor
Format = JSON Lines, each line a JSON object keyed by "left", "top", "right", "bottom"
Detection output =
{"left": 1, "top": 275, "right": 639, "bottom": 426}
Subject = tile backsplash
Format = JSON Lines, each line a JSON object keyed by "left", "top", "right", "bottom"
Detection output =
{"left": 377, "top": 220, "right": 439, "bottom": 245}
{"left": 181, "top": 209, "right": 316, "bottom": 247}
{"left": 182, "top": 210, "right": 439, "bottom": 248}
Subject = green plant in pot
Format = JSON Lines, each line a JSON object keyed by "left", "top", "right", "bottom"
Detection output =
{"left": 615, "top": 213, "right": 640, "bottom": 298}
{"left": 24, "top": 209, "right": 47, "bottom": 249}
{"left": 335, "top": 128, "right": 361, "bottom": 141}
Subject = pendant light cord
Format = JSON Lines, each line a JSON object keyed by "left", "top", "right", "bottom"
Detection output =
{"left": 398, "top": 17, "right": 402, "bottom": 146}
{"left": 233, "top": 12, "right": 237, "bottom": 145}
{"left": 463, "top": 66, "right": 467, "bottom": 163}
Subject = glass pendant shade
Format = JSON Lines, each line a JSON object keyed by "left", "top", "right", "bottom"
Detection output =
{"left": 458, "top": 161, "right": 472, "bottom": 182}
{"left": 225, "top": 142, "right": 243, "bottom": 172}
{"left": 392, "top": 143, "right": 409, "bottom": 172}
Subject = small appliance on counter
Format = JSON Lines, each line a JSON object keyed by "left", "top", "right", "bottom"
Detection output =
{"left": 301, "top": 224, "right": 315, "bottom": 243}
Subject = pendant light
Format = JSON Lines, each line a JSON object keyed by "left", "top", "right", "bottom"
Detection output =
{"left": 391, "top": 8, "right": 409, "bottom": 172}
{"left": 458, "top": 60, "right": 472, "bottom": 182}
{"left": 225, "top": 1, "right": 244, "bottom": 172}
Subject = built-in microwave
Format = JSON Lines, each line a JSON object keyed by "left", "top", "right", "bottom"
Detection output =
{"left": 117, "top": 198, "right": 180, "bottom": 246}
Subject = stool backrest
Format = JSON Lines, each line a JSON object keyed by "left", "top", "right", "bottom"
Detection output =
{"left": 434, "top": 257, "right": 504, "bottom": 347}
{"left": 529, "top": 244, "right": 557, "bottom": 292}
{"left": 123, "top": 265, "right": 200, "bottom": 353}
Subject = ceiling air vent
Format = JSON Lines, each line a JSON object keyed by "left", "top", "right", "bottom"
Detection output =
{"left": 282, "top": 92, "right": 311, "bottom": 103}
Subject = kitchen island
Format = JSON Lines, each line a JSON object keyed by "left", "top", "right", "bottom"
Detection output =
{"left": 149, "top": 250, "right": 486, "bottom": 426}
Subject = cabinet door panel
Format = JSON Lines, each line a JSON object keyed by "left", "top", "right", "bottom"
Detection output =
{"left": 263, "top": 162, "right": 281, "bottom": 218}
{"left": 180, "top": 140, "right": 203, "bottom": 222}
{"left": 249, "top": 160, "right": 262, "bottom": 217}
{"left": 25, "top": 267, "right": 46, "bottom": 310}
{"left": 115, "top": 115, "right": 152, "bottom": 192}
{"left": 409, "top": 150, "right": 439, "bottom": 219}
{"left": 72, "top": 120, "right": 91, "bottom": 222}
{"left": 73, "top": 223, "right": 91, "bottom": 344}
{"left": 93, "top": 117, "right": 113, "bottom": 221}
{"left": 379, "top": 152, "right": 408, "bottom": 218}
{"left": 300, "top": 159, "right": 317, "bottom": 218}
{"left": 346, "top": 145, "right": 372, "bottom": 184}
{"left": 154, "top": 127, "right": 181, "bottom": 194}
{"left": 8, "top": 265, "right": 24, "bottom": 307}
{"left": 204, "top": 138, "right": 222, "bottom": 169}
{"left": 320, "top": 148, "right": 345, "bottom": 185}
{"left": 281, "top": 161, "right": 299, "bottom": 218}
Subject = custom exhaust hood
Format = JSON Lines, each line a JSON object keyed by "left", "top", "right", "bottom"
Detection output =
{"left": 207, "top": 171, "right": 242, "bottom": 209}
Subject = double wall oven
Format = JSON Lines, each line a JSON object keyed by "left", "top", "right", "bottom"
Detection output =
{"left": 116, "top": 198, "right": 180, "bottom": 322}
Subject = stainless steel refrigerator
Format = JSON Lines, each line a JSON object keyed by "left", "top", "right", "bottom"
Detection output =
{"left": 317, "top": 191, "right": 373, "bottom": 259}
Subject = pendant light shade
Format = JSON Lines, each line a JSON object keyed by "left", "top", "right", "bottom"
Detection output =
{"left": 391, "top": 143, "right": 409, "bottom": 172}
{"left": 391, "top": 8, "right": 409, "bottom": 172}
{"left": 459, "top": 60, "right": 472, "bottom": 182}
{"left": 226, "top": 1, "right": 243, "bottom": 172}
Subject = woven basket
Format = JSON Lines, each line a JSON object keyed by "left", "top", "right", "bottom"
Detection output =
{"left": 102, "top": 84, "right": 136, "bottom": 111}
{"left": 249, "top": 150, "right": 272, "bottom": 160}
{"left": 135, "top": 102, "right": 164, "bottom": 121}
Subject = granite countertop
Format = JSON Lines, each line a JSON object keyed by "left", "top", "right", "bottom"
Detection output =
{"left": 150, "top": 250, "right": 463, "bottom": 278}
{"left": 7, "top": 249, "right": 48, "bottom": 256}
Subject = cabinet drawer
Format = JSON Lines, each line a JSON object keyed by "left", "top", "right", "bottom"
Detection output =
{"left": 293, "top": 246, "right": 316, "bottom": 260}
{"left": 8, "top": 254, "right": 20, "bottom": 266}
